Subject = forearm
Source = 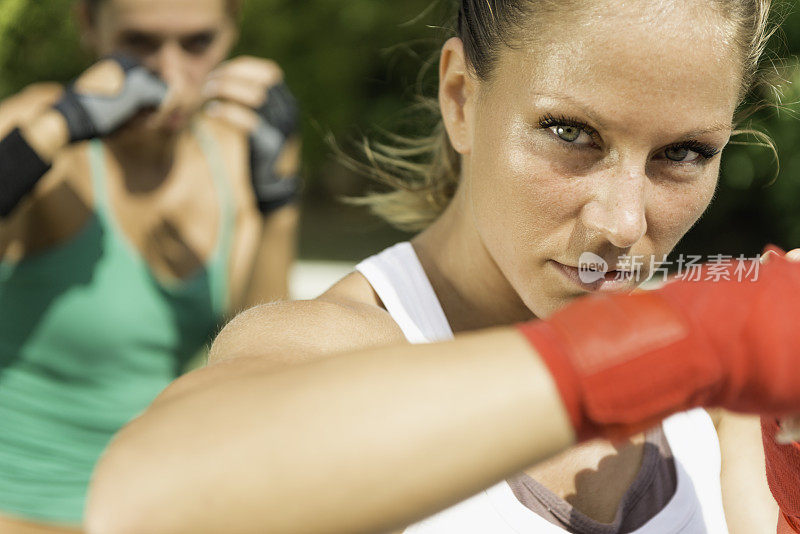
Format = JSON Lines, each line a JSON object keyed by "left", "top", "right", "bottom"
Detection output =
{"left": 86, "top": 329, "right": 574, "bottom": 534}
{"left": 241, "top": 203, "right": 299, "bottom": 308}
{"left": 719, "top": 413, "right": 778, "bottom": 533}
{"left": 19, "top": 108, "right": 69, "bottom": 162}
{"left": 87, "top": 255, "right": 800, "bottom": 533}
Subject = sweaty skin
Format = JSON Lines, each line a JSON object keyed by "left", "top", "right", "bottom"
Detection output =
{"left": 87, "top": 1, "right": 782, "bottom": 533}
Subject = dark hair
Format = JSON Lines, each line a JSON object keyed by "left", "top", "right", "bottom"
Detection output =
{"left": 84, "top": 0, "right": 240, "bottom": 15}
{"left": 348, "top": 0, "right": 785, "bottom": 231}
{"left": 457, "top": 0, "right": 551, "bottom": 81}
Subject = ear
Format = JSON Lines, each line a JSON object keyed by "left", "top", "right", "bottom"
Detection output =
{"left": 216, "top": 7, "right": 240, "bottom": 58}
{"left": 221, "top": 21, "right": 240, "bottom": 55}
{"left": 73, "top": 1, "right": 98, "bottom": 52}
{"left": 227, "top": 0, "right": 242, "bottom": 16}
{"left": 438, "top": 37, "right": 476, "bottom": 155}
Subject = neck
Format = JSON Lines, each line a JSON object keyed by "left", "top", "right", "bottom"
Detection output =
{"left": 412, "top": 183, "right": 534, "bottom": 334}
{"left": 104, "top": 124, "right": 184, "bottom": 194}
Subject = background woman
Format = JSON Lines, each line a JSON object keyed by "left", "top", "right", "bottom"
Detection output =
{"left": 87, "top": 1, "right": 800, "bottom": 533}
{"left": 0, "top": 0, "right": 300, "bottom": 531}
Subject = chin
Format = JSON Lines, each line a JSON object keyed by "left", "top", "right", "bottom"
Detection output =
{"left": 156, "top": 122, "right": 187, "bottom": 136}
{"left": 518, "top": 288, "right": 568, "bottom": 321}
{"left": 143, "top": 119, "right": 189, "bottom": 138}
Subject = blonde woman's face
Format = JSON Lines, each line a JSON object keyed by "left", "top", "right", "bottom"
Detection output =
{"left": 462, "top": 1, "right": 742, "bottom": 317}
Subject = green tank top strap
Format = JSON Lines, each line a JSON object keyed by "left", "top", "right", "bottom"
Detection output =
{"left": 88, "top": 138, "right": 113, "bottom": 227}
{"left": 87, "top": 125, "right": 234, "bottom": 317}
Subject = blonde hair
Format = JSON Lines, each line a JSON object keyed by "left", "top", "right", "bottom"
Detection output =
{"left": 348, "top": 0, "right": 786, "bottom": 232}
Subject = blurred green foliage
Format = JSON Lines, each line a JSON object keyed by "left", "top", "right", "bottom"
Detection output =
{"left": 0, "top": 0, "right": 443, "bottom": 191}
{"left": 0, "top": 0, "right": 799, "bottom": 259}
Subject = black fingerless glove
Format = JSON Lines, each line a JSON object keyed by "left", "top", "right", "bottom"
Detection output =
{"left": 249, "top": 82, "right": 301, "bottom": 215}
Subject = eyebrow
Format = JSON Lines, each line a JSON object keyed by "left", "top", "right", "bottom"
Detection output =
{"left": 119, "top": 26, "right": 218, "bottom": 41}
{"left": 678, "top": 124, "right": 734, "bottom": 138}
{"left": 531, "top": 92, "right": 609, "bottom": 129}
{"left": 531, "top": 92, "right": 734, "bottom": 138}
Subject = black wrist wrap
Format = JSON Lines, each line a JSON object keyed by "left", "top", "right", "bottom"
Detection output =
{"left": 259, "top": 83, "right": 299, "bottom": 138}
{"left": 53, "top": 89, "right": 96, "bottom": 142}
{"left": 0, "top": 128, "right": 52, "bottom": 217}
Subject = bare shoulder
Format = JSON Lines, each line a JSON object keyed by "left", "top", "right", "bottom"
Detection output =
{"left": 209, "top": 270, "right": 406, "bottom": 367}
{"left": 0, "top": 82, "right": 63, "bottom": 137}
{"left": 157, "top": 270, "right": 406, "bottom": 411}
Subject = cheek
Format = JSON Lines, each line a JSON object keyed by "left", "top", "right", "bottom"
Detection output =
{"left": 188, "top": 40, "right": 231, "bottom": 82}
{"left": 94, "top": 28, "right": 121, "bottom": 57}
{"left": 647, "top": 171, "right": 718, "bottom": 251}
{"left": 468, "top": 117, "right": 584, "bottom": 309}
{"left": 179, "top": 48, "right": 226, "bottom": 89}
{"left": 470, "top": 117, "right": 585, "bottom": 245}
{"left": 186, "top": 59, "right": 215, "bottom": 85}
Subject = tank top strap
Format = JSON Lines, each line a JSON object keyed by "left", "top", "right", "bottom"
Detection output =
{"left": 192, "top": 121, "right": 235, "bottom": 317}
{"left": 88, "top": 130, "right": 234, "bottom": 317}
{"left": 357, "top": 242, "right": 730, "bottom": 534}
{"left": 356, "top": 242, "right": 453, "bottom": 344}
{"left": 87, "top": 138, "right": 114, "bottom": 229}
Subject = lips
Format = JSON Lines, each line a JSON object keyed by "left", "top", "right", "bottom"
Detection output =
{"left": 552, "top": 261, "right": 635, "bottom": 292}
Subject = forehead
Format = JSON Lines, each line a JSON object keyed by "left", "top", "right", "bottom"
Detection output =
{"left": 101, "top": 0, "right": 229, "bottom": 32}
{"left": 492, "top": 0, "right": 742, "bottom": 133}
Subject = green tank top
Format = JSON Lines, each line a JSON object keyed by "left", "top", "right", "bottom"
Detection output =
{"left": 0, "top": 124, "right": 234, "bottom": 525}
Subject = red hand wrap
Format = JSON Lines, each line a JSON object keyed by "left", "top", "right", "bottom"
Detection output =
{"left": 517, "top": 253, "right": 800, "bottom": 442}
{"left": 762, "top": 418, "right": 800, "bottom": 532}
{"left": 780, "top": 513, "right": 800, "bottom": 534}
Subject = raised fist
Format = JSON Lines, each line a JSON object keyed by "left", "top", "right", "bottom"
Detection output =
{"left": 204, "top": 56, "right": 300, "bottom": 214}
{"left": 54, "top": 55, "right": 167, "bottom": 142}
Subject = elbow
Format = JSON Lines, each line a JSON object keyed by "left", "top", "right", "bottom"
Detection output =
{"left": 208, "top": 303, "right": 270, "bottom": 365}
{"left": 84, "top": 494, "right": 142, "bottom": 534}
{"left": 207, "top": 318, "right": 235, "bottom": 365}
{"left": 84, "top": 418, "right": 191, "bottom": 534}
{"left": 85, "top": 442, "right": 163, "bottom": 534}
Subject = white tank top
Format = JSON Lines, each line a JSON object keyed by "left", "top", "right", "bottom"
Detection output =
{"left": 356, "top": 242, "right": 730, "bottom": 534}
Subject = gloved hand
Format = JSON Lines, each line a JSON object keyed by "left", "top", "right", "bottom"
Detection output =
{"left": 516, "top": 250, "right": 800, "bottom": 441}
{"left": 759, "top": 247, "right": 800, "bottom": 534}
{"left": 203, "top": 56, "right": 300, "bottom": 214}
{"left": 248, "top": 81, "right": 300, "bottom": 214}
{"left": 763, "top": 419, "right": 800, "bottom": 533}
{"left": 53, "top": 54, "right": 167, "bottom": 143}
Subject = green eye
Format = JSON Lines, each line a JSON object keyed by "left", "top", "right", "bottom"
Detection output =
{"left": 539, "top": 116, "right": 596, "bottom": 147}
{"left": 555, "top": 125, "right": 581, "bottom": 142}
{"left": 665, "top": 147, "right": 691, "bottom": 161}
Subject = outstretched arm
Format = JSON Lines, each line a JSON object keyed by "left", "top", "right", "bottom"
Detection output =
{"left": 86, "top": 255, "right": 800, "bottom": 534}
{"left": 86, "top": 328, "right": 574, "bottom": 534}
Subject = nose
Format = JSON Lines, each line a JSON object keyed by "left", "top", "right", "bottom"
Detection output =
{"left": 152, "top": 41, "right": 190, "bottom": 93}
{"left": 580, "top": 166, "right": 648, "bottom": 250}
